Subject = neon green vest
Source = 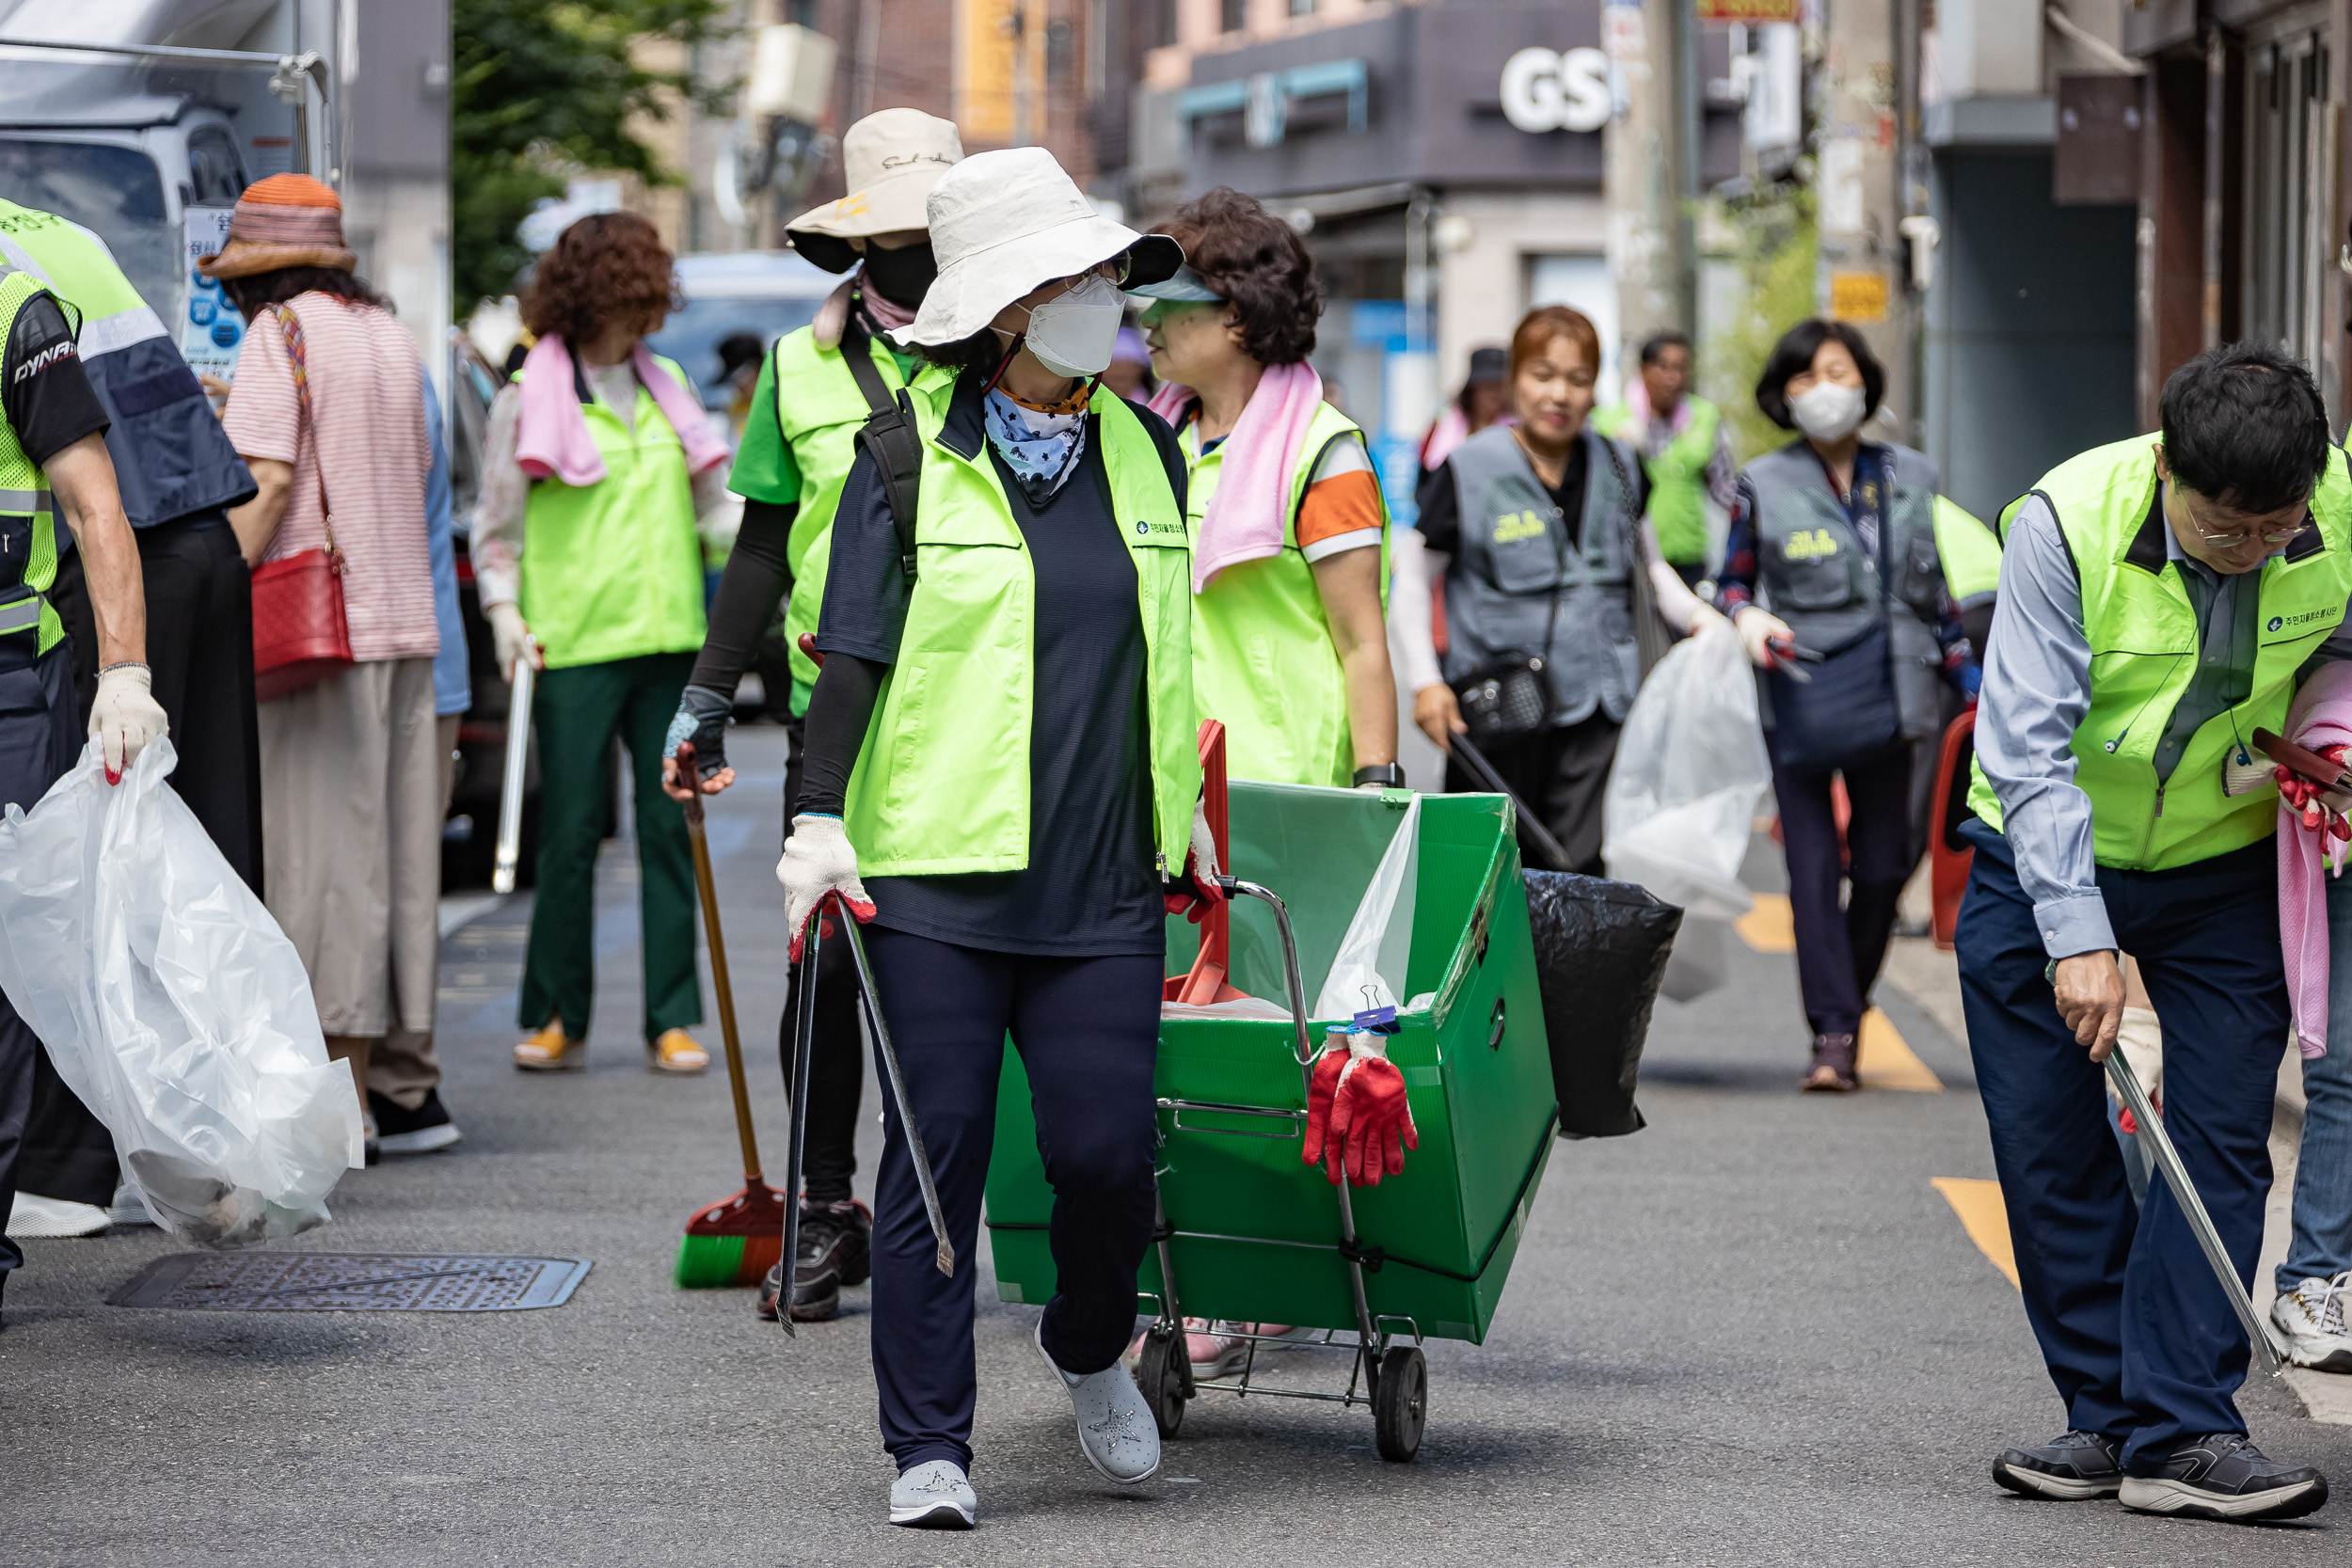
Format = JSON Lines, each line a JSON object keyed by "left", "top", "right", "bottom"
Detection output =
{"left": 1187, "top": 400, "right": 1389, "bottom": 788}
{"left": 1933, "top": 495, "right": 2003, "bottom": 611}
{"left": 842, "top": 379, "right": 1200, "bottom": 876}
{"left": 517, "top": 355, "right": 707, "bottom": 671}
{"left": 1597, "top": 396, "right": 1718, "bottom": 566}
{"left": 0, "top": 267, "right": 65, "bottom": 656}
{"left": 768, "top": 326, "right": 946, "bottom": 702}
{"left": 1967, "top": 436, "right": 2352, "bottom": 870}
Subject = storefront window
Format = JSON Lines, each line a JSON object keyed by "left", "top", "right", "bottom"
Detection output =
{"left": 1222, "top": 0, "right": 1247, "bottom": 32}
{"left": 2244, "top": 12, "right": 2331, "bottom": 384}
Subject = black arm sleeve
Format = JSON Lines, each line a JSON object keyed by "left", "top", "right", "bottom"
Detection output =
{"left": 4, "top": 293, "right": 109, "bottom": 465}
{"left": 795, "top": 652, "right": 885, "bottom": 817}
{"left": 1413, "top": 459, "right": 1460, "bottom": 553}
{"left": 687, "top": 499, "right": 797, "bottom": 691}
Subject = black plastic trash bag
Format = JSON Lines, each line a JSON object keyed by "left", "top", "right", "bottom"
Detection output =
{"left": 1522, "top": 870, "right": 1681, "bottom": 1139}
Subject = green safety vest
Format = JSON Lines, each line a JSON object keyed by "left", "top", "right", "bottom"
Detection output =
{"left": 516, "top": 355, "right": 707, "bottom": 671}
{"left": 1966, "top": 435, "right": 2352, "bottom": 871}
{"left": 1187, "top": 399, "right": 1389, "bottom": 788}
{"left": 842, "top": 377, "right": 1200, "bottom": 876}
{"left": 0, "top": 265, "right": 66, "bottom": 655}
{"left": 1595, "top": 395, "right": 1718, "bottom": 566}
{"left": 1933, "top": 494, "right": 2003, "bottom": 613}
{"left": 768, "top": 325, "right": 946, "bottom": 702}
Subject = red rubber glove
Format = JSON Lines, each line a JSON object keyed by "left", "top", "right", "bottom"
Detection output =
{"left": 1164, "top": 799, "right": 1228, "bottom": 922}
{"left": 1329, "top": 1036, "right": 1418, "bottom": 1188}
{"left": 2277, "top": 744, "right": 2352, "bottom": 842}
{"left": 1299, "top": 1037, "right": 1351, "bottom": 1183}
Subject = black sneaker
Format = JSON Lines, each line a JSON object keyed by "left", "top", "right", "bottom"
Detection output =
{"left": 1994, "top": 1431, "right": 2122, "bottom": 1500}
{"left": 370, "top": 1089, "right": 462, "bottom": 1156}
{"left": 753, "top": 1199, "right": 871, "bottom": 1323}
{"left": 2119, "top": 1433, "right": 2329, "bottom": 1521}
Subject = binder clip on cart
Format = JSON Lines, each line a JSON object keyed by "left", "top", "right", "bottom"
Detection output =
{"left": 984, "top": 722, "right": 1560, "bottom": 1461}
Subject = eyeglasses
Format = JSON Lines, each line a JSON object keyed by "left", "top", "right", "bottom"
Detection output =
{"left": 2186, "top": 510, "right": 2308, "bottom": 549}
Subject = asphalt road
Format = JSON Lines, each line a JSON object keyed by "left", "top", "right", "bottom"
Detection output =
{"left": 3, "top": 725, "right": 2344, "bottom": 1565}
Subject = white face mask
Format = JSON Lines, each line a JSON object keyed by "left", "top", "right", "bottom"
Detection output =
{"left": 1019, "top": 274, "right": 1124, "bottom": 379}
{"left": 1789, "top": 380, "right": 1867, "bottom": 444}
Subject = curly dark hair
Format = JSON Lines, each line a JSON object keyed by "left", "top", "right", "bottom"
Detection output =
{"left": 224, "top": 265, "right": 390, "bottom": 319}
{"left": 1154, "top": 187, "right": 1320, "bottom": 366}
{"left": 523, "top": 212, "right": 678, "bottom": 344}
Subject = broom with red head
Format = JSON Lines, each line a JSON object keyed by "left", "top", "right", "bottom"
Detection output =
{"left": 672, "top": 740, "right": 789, "bottom": 1287}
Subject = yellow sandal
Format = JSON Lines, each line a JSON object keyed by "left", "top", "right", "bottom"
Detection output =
{"left": 513, "top": 1022, "right": 585, "bottom": 1072}
{"left": 646, "top": 1028, "right": 709, "bottom": 1075}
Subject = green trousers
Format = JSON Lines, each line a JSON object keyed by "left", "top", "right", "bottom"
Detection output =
{"left": 519, "top": 651, "right": 704, "bottom": 1041}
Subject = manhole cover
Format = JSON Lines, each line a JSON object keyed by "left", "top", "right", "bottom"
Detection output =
{"left": 108, "top": 1252, "right": 592, "bottom": 1312}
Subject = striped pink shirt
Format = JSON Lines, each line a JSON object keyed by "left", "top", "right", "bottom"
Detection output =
{"left": 223, "top": 293, "right": 436, "bottom": 663}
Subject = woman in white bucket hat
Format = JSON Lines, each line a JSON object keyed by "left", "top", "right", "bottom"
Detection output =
{"left": 662, "top": 107, "right": 964, "bottom": 1330}
{"left": 772, "top": 146, "right": 1207, "bottom": 1528}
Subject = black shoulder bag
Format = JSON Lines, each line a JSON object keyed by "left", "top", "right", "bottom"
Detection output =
{"left": 837, "top": 316, "right": 926, "bottom": 584}
{"left": 1760, "top": 469, "right": 1903, "bottom": 772}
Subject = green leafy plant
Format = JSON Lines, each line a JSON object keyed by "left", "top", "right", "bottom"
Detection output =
{"left": 1700, "top": 182, "right": 1818, "bottom": 466}
{"left": 453, "top": 0, "right": 737, "bottom": 312}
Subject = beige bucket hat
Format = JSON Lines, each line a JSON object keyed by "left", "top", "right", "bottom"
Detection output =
{"left": 786, "top": 107, "right": 964, "bottom": 274}
{"left": 900, "top": 147, "right": 1183, "bottom": 346}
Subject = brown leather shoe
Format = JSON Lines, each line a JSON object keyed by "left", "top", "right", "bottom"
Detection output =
{"left": 1803, "top": 1031, "right": 1860, "bottom": 1092}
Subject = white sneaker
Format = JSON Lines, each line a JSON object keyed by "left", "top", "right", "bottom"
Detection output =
{"left": 6, "top": 1192, "right": 112, "bottom": 1239}
{"left": 1035, "top": 1318, "right": 1160, "bottom": 1484}
{"left": 2272, "top": 1273, "right": 2352, "bottom": 1371}
{"left": 889, "top": 1459, "right": 976, "bottom": 1528}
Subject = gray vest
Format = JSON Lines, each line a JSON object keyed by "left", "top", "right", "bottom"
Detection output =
{"left": 1442, "top": 423, "right": 1642, "bottom": 726}
{"left": 1744, "top": 439, "right": 1947, "bottom": 738}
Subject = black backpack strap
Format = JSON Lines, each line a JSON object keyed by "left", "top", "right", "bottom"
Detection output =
{"left": 839, "top": 318, "right": 925, "bottom": 583}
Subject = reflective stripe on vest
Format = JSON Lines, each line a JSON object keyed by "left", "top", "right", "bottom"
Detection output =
{"left": 767, "top": 326, "right": 946, "bottom": 700}
{"left": 841, "top": 378, "right": 1200, "bottom": 877}
{"left": 0, "top": 264, "right": 65, "bottom": 654}
{"left": 1966, "top": 435, "right": 2352, "bottom": 871}
{"left": 1442, "top": 422, "right": 1643, "bottom": 726}
{"left": 517, "top": 354, "right": 707, "bottom": 669}
{"left": 1597, "top": 396, "right": 1718, "bottom": 565}
{"left": 1187, "top": 398, "right": 1389, "bottom": 787}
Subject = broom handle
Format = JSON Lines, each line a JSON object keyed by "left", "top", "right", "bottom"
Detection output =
{"left": 677, "top": 743, "right": 761, "bottom": 1183}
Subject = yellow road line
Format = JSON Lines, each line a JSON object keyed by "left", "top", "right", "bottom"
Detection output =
{"left": 1932, "top": 1177, "right": 2019, "bottom": 1288}
{"left": 1735, "top": 892, "right": 1794, "bottom": 952}
{"left": 1858, "top": 1008, "right": 1944, "bottom": 1092}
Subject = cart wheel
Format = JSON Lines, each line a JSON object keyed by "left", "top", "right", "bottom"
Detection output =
{"left": 1136, "top": 1326, "right": 1187, "bottom": 1439}
{"left": 1372, "top": 1345, "right": 1426, "bottom": 1462}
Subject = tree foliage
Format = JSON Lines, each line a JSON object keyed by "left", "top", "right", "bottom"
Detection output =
{"left": 452, "top": 0, "right": 735, "bottom": 311}
{"left": 1701, "top": 183, "right": 1819, "bottom": 467}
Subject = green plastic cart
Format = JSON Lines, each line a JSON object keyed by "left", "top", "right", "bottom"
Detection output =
{"left": 983, "top": 770, "right": 1557, "bottom": 1461}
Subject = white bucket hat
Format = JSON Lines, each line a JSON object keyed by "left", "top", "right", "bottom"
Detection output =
{"left": 786, "top": 107, "right": 964, "bottom": 274}
{"left": 899, "top": 147, "right": 1184, "bottom": 346}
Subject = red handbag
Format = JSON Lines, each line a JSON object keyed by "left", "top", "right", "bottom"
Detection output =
{"left": 250, "top": 302, "right": 354, "bottom": 702}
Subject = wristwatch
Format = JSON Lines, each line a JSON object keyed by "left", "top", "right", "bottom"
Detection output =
{"left": 1353, "top": 764, "right": 1407, "bottom": 788}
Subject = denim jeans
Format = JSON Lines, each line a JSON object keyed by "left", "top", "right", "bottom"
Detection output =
{"left": 2280, "top": 871, "right": 2352, "bottom": 1291}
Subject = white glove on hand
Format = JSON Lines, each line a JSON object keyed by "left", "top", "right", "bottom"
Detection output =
{"left": 89, "top": 663, "right": 167, "bottom": 783}
{"left": 1685, "top": 599, "right": 1731, "bottom": 638}
{"left": 1735, "top": 606, "right": 1795, "bottom": 670}
{"left": 485, "top": 600, "right": 541, "bottom": 680}
{"left": 777, "top": 814, "right": 876, "bottom": 961}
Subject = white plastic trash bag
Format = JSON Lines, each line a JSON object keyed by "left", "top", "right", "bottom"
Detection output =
{"left": 1603, "top": 618, "right": 1773, "bottom": 925}
{"left": 0, "top": 739, "right": 362, "bottom": 1246}
{"left": 1312, "top": 796, "right": 1420, "bottom": 1019}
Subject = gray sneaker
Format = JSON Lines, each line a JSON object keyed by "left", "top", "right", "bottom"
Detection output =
{"left": 889, "top": 1460, "right": 976, "bottom": 1528}
{"left": 1035, "top": 1318, "right": 1160, "bottom": 1484}
{"left": 2118, "top": 1433, "right": 2329, "bottom": 1521}
{"left": 2272, "top": 1273, "right": 2352, "bottom": 1372}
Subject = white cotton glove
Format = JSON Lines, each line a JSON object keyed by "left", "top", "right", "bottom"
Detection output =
{"left": 89, "top": 663, "right": 167, "bottom": 784}
{"left": 1735, "top": 606, "right": 1795, "bottom": 670}
{"left": 777, "top": 813, "right": 876, "bottom": 961}
{"left": 485, "top": 600, "right": 542, "bottom": 680}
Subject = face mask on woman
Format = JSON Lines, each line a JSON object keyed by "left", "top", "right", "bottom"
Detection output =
{"left": 1019, "top": 274, "right": 1125, "bottom": 380}
{"left": 1790, "top": 381, "right": 1866, "bottom": 444}
{"left": 861, "top": 240, "right": 937, "bottom": 309}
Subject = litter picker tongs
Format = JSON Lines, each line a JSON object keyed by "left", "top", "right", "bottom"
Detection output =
{"left": 490, "top": 649, "right": 535, "bottom": 895}
{"left": 2105, "top": 1049, "right": 2288, "bottom": 1378}
{"left": 776, "top": 895, "right": 954, "bottom": 1337}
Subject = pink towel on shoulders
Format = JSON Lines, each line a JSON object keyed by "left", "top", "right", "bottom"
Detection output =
{"left": 1149, "top": 359, "right": 1326, "bottom": 594}
{"left": 514, "top": 333, "right": 730, "bottom": 486}
{"left": 2280, "top": 660, "right": 2352, "bottom": 1058}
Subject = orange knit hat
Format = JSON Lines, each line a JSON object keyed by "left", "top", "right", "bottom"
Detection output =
{"left": 197, "top": 174, "right": 357, "bottom": 279}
